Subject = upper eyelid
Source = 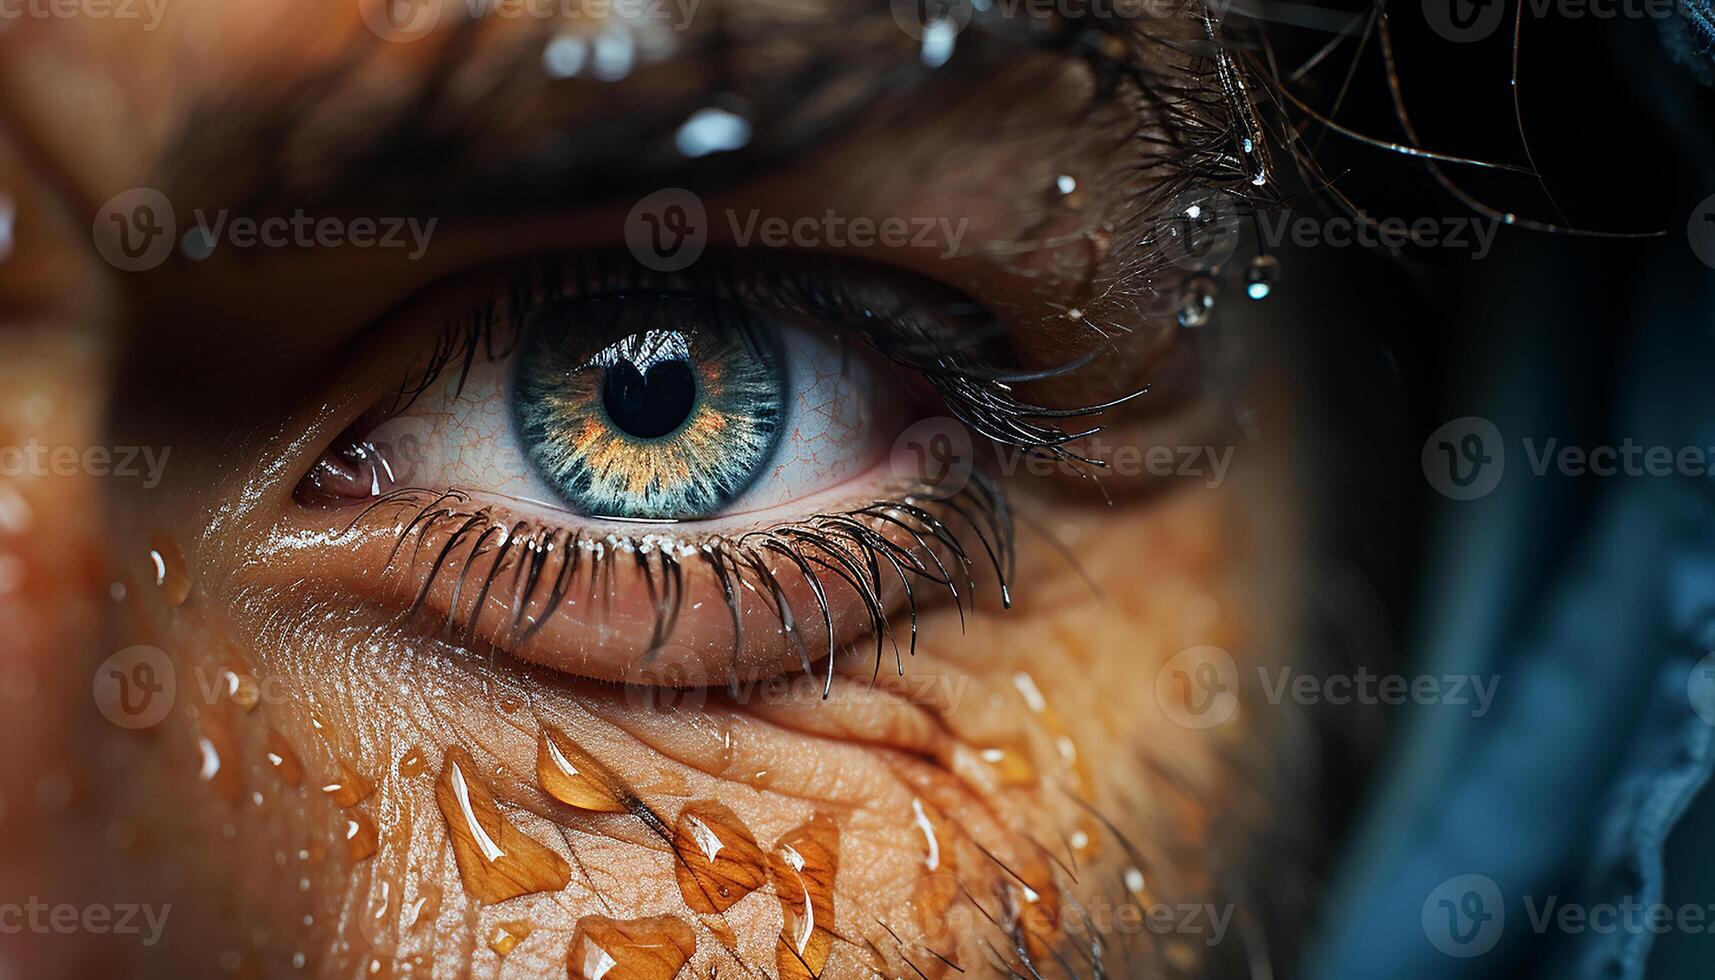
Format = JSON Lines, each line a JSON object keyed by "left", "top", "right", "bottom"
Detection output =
{"left": 380, "top": 251, "right": 1135, "bottom": 470}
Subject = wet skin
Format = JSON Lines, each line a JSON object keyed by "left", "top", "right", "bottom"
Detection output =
{"left": 0, "top": 2, "right": 1315, "bottom": 977}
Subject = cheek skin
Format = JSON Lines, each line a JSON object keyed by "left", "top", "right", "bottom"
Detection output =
{"left": 90, "top": 436, "right": 1305, "bottom": 979}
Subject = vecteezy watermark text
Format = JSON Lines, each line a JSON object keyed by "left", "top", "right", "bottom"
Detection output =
{"left": 0, "top": 0, "right": 168, "bottom": 29}
{"left": 0, "top": 898, "right": 170, "bottom": 947}
{"left": 0, "top": 440, "right": 170, "bottom": 488}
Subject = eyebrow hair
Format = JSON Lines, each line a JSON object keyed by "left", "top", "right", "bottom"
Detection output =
{"left": 155, "top": 3, "right": 1097, "bottom": 222}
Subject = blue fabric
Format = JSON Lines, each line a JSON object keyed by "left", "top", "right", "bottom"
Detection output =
{"left": 1307, "top": 270, "right": 1715, "bottom": 979}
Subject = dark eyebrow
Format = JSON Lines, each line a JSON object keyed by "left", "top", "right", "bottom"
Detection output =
{"left": 155, "top": 3, "right": 1096, "bottom": 222}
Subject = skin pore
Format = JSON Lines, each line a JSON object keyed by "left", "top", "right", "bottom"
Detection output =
{"left": 0, "top": 1, "right": 1318, "bottom": 977}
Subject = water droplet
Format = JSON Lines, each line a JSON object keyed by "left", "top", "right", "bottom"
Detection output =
{"left": 434, "top": 747, "right": 570, "bottom": 903}
{"left": 322, "top": 761, "right": 375, "bottom": 808}
{"left": 592, "top": 27, "right": 636, "bottom": 81}
{"left": 486, "top": 920, "right": 533, "bottom": 957}
{"left": 537, "top": 728, "right": 627, "bottom": 813}
{"left": 1176, "top": 277, "right": 1217, "bottom": 329}
{"left": 568, "top": 914, "right": 696, "bottom": 980}
{"left": 146, "top": 534, "right": 190, "bottom": 607}
{"left": 345, "top": 809, "right": 379, "bottom": 862}
{"left": 265, "top": 731, "right": 303, "bottom": 786}
{"left": 675, "top": 107, "right": 751, "bottom": 158}
{"left": 920, "top": 16, "right": 957, "bottom": 67}
{"left": 768, "top": 814, "right": 839, "bottom": 980}
{"left": 672, "top": 801, "right": 766, "bottom": 913}
{"left": 542, "top": 33, "right": 588, "bottom": 78}
{"left": 224, "top": 667, "right": 260, "bottom": 711}
{"left": 403, "top": 886, "right": 440, "bottom": 933}
{"left": 397, "top": 746, "right": 428, "bottom": 779}
{"left": 910, "top": 799, "right": 941, "bottom": 871}
{"left": 977, "top": 745, "right": 1037, "bottom": 787}
{"left": 1245, "top": 254, "right": 1279, "bottom": 301}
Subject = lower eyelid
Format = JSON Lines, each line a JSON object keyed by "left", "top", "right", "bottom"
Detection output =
{"left": 261, "top": 476, "right": 1012, "bottom": 689}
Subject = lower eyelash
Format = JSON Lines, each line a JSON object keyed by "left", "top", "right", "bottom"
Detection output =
{"left": 347, "top": 473, "right": 1014, "bottom": 696}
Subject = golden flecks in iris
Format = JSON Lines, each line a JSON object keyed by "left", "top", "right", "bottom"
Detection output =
{"left": 521, "top": 323, "right": 781, "bottom": 518}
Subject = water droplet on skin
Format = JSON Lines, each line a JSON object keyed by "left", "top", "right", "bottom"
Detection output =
{"left": 910, "top": 799, "right": 941, "bottom": 871}
{"left": 542, "top": 33, "right": 588, "bottom": 78}
{"left": 1176, "top": 277, "right": 1217, "bottom": 329}
{"left": 397, "top": 746, "right": 428, "bottom": 779}
{"left": 198, "top": 708, "right": 242, "bottom": 802}
{"left": 146, "top": 534, "right": 190, "bottom": 607}
{"left": 568, "top": 915, "right": 696, "bottom": 980}
{"left": 675, "top": 107, "right": 751, "bottom": 158}
{"left": 224, "top": 667, "right": 260, "bottom": 711}
{"left": 537, "top": 728, "right": 628, "bottom": 814}
{"left": 265, "top": 731, "right": 303, "bottom": 786}
{"left": 435, "top": 747, "right": 571, "bottom": 903}
{"left": 486, "top": 920, "right": 533, "bottom": 957}
{"left": 977, "top": 745, "right": 1037, "bottom": 788}
{"left": 323, "top": 761, "right": 376, "bottom": 808}
{"left": 403, "top": 886, "right": 440, "bottom": 933}
{"left": 671, "top": 801, "right": 767, "bottom": 914}
{"left": 768, "top": 814, "right": 839, "bottom": 980}
{"left": 1245, "top": 254, "right": 1280, "bottom": 300}
{"left": 346, "top": 809, "right": 379, "bottom": 862}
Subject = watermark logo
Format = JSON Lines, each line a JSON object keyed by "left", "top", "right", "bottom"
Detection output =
{"left": 622, "top": 647, "right": 710, "bottom": 713}
{"left": 1422, "top": 0, "right": 1505, "bottom": 42}
{"left": 1690, "top": 651, "right": 1715, "bottom": 728}
{"left": 1422, "top": 416, "right": 1505, "bottom": 500}
{"left": 1688, "top": 193, "right": 1715, "bottom": 270}
{"left": 625, "top": 188, "right": 707, "bottom": 272}
{"left": 93, "top": 188, "right": 175, "bottom": 272}
{"left": 359, "top": 0, "right": 442, "bottom": 40}
{"left": 891, "top": 417, "right": 976, "bottom": 496}
{"left": 1154, "top": 645, "right": 1240, "bottom": 729}
{"left": 1423, "top": 874, "right": 1505, "bottom": 957}
{"left": 92, "top": 645, "right": 175, "bottom": 730}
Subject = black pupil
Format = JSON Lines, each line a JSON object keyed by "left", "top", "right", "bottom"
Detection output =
{"left": 602, "top": 357, "right": 697, "bottom": 440}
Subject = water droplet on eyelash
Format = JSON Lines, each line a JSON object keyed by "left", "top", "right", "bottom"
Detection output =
{"left": 322, "top": 760, "right": 376, "bottom": 808}
{"left": 568, "top": 914, "right": 696, "bottom": 980}
{"left": 486, "top": 920, "right": 534, "bottom": 958}
{"left": 672, "top": 801, "right": 767, "bottom": 913}
{"left": 435, "top": 747, "right": 571, "bottom": 903}
{"left": 265, "top": 730, "right": 303, "bottom": 786}
{"left": 769, "top": 813, "right": 839, "bottom": 980}
{"left": 345, "top": 808, "right": 379, "bottom": 862}
{"left": 1176, "top": 277, "right": 1217, "bottom": 329}
{"left": 1245, "top": 254, "right": 1280, "bottom": 301}
{"left": 537, "top": 727, "right": 628, "bottom": 814}
{"left": 145, "top": 533, "right": 190, "bottom": 607}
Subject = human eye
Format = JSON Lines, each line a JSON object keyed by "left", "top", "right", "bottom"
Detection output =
{"left": 285, "top": 250, "right": 1049, "bottom": 687}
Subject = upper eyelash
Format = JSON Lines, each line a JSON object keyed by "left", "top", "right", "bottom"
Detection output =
{"left": 347, "top": 473, "right": 1014, "bottom": 697}
{"left": 383, "top": 252, "right": 1148, "bottom": 472}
